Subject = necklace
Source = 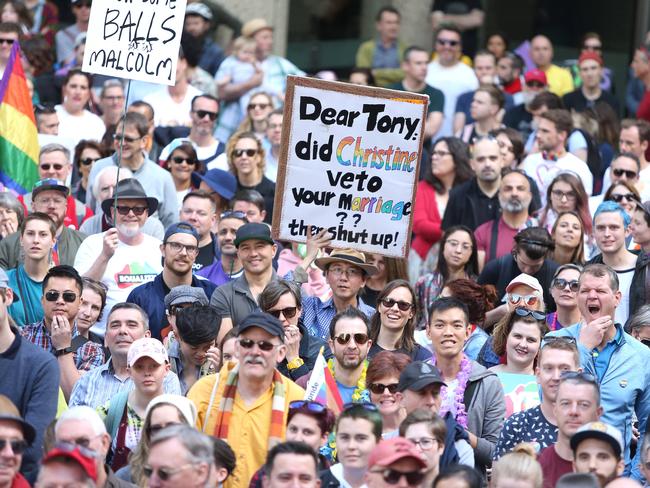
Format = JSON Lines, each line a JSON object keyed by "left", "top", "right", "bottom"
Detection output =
{"left": 431, "top": 354, "right": 472, "bottom": 428}
{"left": 327, "top": 358, "right": 369, "bottom": 403}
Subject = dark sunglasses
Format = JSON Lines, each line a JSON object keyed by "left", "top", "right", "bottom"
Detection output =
{"left": 0, "top": 38, "right": 15, "bottom": 45}
{"left": 552, "top": 278, "right": 580, "bottom": 292}
{"left": 372, "top": 468, "right": 425, "bottom": 486}
{"left": 116, "top": 205, "right": 147, "bottom": 216}
{"left": 561, "top": 370, "right": 597, "bottom": 383}
{"left": 171, "top": 156, "right": 197, "bottom": 166}
{"left": 79, "top": 157, "right": 98, "bottom": 166}
{"left": 40, "top": 163, "right": 65, "bottom": 171}
{"left": 612, "top": 168, "right": 637, "bottom": 179}
{"left": 52, "top": 441, "right": 97, "bottom": 459}
{"left": 507, "top": 294, "right": 539, "bottom": 307}
{"left": 334, "top": 333, "right": 369, "bottom": 346}
{"left": 233, "top": 148, "right": 257, "bottom": 158}
{"left": 45, "top": 290, "right": 77, "bottom": 302}
{"left": 380, "top": 298, "right": 412, "bottom": 312}
{"left": 248, "top": 103, "right": 270, "bottom": 110}
{"left": 239, "top": 338, "right": 279, "bottom": 352}
{"left": 436, "top": 38, "right": 459, "bottom": 47}
{"left": 642, "top": 339, "right": 650, "bottom": 349}
{"left": 194, "top": 109, "right": 218, "bottom": 121}
{"left": 268, "top": 307, "right": 298, "bottom": 320}
{"left": 611, "top": 193, "right": 636, "bottom": 203}
{"left": 343, "top": 402, "right": 378, "bottom": 412}
{"left": 147, "top": 421, "right": 181, "bottom": 436}
{"left": 368, "top": 382, "right": 399, "bottom": 395}
{"left": 0, "top": 438, "right": 28, "bottom": 454}
{"left": 289, "top": 400, "right": 326, "bottom": 413}
{"left": 514, "top": 307, "right": 545, "bottom": 320}
{"left": 143, "top": 464, "right": 192, "bottom": 481}
{"left": 526, "top": 81, "right": 545, "bottom": 88}
{"left": 113, "top": 134, "right": 141, "bottom": 144}
{"left": 220, "top": 210, "right": 248, "bottom": 222}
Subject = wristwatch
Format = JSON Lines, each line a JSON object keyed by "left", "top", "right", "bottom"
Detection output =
{"left": 54, "top": 346, "right": 75, "bottom": 357}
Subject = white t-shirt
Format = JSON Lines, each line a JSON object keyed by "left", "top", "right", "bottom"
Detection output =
{"left": 74, "top": 232, "right": 163, "bottom": 335}
{"left": 143, "top": 85, "right": 203, "bottom": 127}
{"left": 54, "top": 106, "right": 106, "bottom": 146}
{"left": 520, "top": 152, "right": 593, "bottom": 206}
{"left": 425, "top": 61, "right": 478, "bottom": 138}
{"left": 615, "top": 266, "right": 635, "bottom": 326}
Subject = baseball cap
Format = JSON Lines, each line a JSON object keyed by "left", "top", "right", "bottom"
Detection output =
{"left": 570, "top": 421, "right": 624, "bottom": 458}
{"left": 368, "top": 437, "right": 427, "bottom": 470}
{"left": 32, "top": 178, "right": 70, "bottom": 199}
{"left": 42, "top": 445, "right": 98, "bottom": 482}
{"left": 234, "top": 223, "right": 274, "bottom": 247}
{"left": 238, "top": 311, "right": 285, "bottom": 342}
{"left": 505, "top": 273, "right": 544, "bottom": 295}
{"left": 163, "top": 222, "right": 199, "bottom": 244}
{"left": 185, "top": 3, "right": 212, "bottom": 21}
{"left": 164, "top": 285, "right": 209, "bottom": 310}
{"left": 0, "top": 269, "right": 18, "bottom": 302}
{"left": 524, "top": 69, "right": 548, "bottom": 86}
{"left": 578, "top": 51, "right": 604, "bottom": 67}
{"left": 0, "top": 395, "right": 35, "bottom": 444}
{"left": 397, "top": 361, "right": 446, "bottom": 392}
{"left": 127, "top": 338, "right": 169, "bottom": 367}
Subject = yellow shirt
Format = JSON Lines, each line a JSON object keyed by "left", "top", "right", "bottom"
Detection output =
{"left": 188, "top": 366, "right": 305, "bottom": 488}
{"left": 544, "top": 64, "right": 574, "bottom": 97}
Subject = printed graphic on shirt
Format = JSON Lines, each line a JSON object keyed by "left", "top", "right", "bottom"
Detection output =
{"left": 115, "top": 262, "right": 158, "bottom": 288}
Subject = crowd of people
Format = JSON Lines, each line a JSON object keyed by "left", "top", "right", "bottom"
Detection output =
{"left": 3, "top": 1, "right": 650, "bottom": 488}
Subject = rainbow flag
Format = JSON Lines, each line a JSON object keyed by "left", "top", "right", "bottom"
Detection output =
{"left": 0, "top": 42, "right": 39, "bottom": 194}
{"left": 304, "top": 347, "right": 343, "bottom": 415}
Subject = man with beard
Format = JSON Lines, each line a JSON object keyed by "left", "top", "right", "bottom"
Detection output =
{"left": 127, "top": 221, "right": 216, "bottom": 340}
{"left": 198, "top": 211, "right": 246, "bottom": 286}
{"left": 183, "top": 3, "right": 224, "bottom": 75}
{"left": 563, "top": 52, "right": 619, "bottom": 115}
{"left": 497, "top": 52, "right": 525, "bottom": 103}
{"left": 475, "top": 169, "right": 537, "bottom": 269}
{"left": 571, "top": 422, "right": 625, "bottom": 488}
{"left": 188, "top": 312, "right": 304, "bottom": 488}
{"left": 74, "top": 179, "right": 163, "bottom": 336}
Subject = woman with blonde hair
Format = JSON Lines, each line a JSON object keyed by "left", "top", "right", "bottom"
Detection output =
{"left": 490, "top": 443, "right": 542, "bottom": 488}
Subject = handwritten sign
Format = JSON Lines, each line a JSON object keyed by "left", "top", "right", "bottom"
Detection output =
{"left": 82, "top": 0, "right": 186, "bottom": 85}
{"left": 272, "top": 76, "right": 427, "bottom": 258}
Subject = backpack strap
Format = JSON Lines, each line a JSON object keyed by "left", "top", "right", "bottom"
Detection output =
{"left": 103, "top": 389, "right": 130, "bottom": 441}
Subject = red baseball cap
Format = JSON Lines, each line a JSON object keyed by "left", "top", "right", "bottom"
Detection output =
{"left": 368, "top": 438, "right": 427, "bottom": 470}
{"left": 524, "top": 69, "right": 548, "bottom": 85}
{"left": 578, "top": 51, "right": 604, "bottom": 67}
{"left": 42, "top": 446, "right": 98, "bottom": 482}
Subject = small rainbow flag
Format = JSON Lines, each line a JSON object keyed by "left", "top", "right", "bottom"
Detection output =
{"left": 0, "top": 42, "right": 39, "bottom": 194}
{"left": 304, "top": 347, "right": 343, "bottom": 415}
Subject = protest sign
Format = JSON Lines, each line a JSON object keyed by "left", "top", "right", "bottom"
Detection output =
{"left": 81, "top": 0, "right": 186, "bottom": 85}
{"left": 272, "top": 76, "right": 428, "bottom": 258}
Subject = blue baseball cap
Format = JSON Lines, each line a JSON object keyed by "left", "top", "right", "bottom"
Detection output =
{"left": 163, "top": 221, "right": 199, "bottom": 244}
{"left": 195, "top": 169, "right": 237, "bottom": 200}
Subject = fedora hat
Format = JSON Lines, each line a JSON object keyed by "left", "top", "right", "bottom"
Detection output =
{"left": 101, "top": 178, "right": 158, "bottom": 216}
{"left": 315, "top": 248, "right": 378, "bottom": 276}
{"left": 0, "top": 395, "right": 36, "bottom": 444}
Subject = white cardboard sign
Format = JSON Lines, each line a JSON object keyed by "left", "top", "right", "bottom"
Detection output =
{"left": 82, "top": 0, "right": 186, "bottom": 85}
{"left": 272, "top": 76, "right": 428, "bottom": 258}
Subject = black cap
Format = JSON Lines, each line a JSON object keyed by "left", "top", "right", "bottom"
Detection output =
{"left": 234, "top": 223, "right": 274, "bottom": 247}
{"left": 397, "top": 361, "right": 446, "bottom": 392}
{"left": 238, "top": 311, "right": 285, "bottom": 342}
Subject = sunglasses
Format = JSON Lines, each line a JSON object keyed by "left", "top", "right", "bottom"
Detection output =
{"left": 560, "top": 370, "right": 597, "bottom": 383}
{"left": 79, "top": 157, "right": 98, "bottom": 166}
{"left": 116, "top": 205, "right": 147, "bottom": 216}
{"left": 514, "top": 307, "right": 545, "bottom": 320}
{"left": 113, "top": 134, "right": 142, "bottom": 144}
{"left": 194, "top": 109, "right": 218, "bottom": 121}
{"left": 507, "top": 293, "right": 539, "bottom": 307}
{"left": 289, "top": 400, "right": 326, "bottom": 412}
{"left": 371, "top": 469, "right": 425, "bottom": 486}
{"left": 220, "top": 210, "right": 248, "bottom": 222}
{"left": 552, "top": 278, "right": 580, "bottom": 292}
{"left": 611, "top": 193, "right": 636, "bottom": 203}
{"left": 239, "top": 338, "right": 279, "bottom": 352}
{"left": 147, "top": 421, "right": 181, "bottom": 436}
{"left": 0, "top": 438, "right": 28, "bottom": 454}
{"left": 248, "top": 103, "right": 270, "bottom": 110}
{"left": 334, "top": 333, "right": 369, "bottom": 346}
{"left": 526, "top": 81, "right": 545, "bottom": 88}
{"left": 641, "top": 339, "right": 650, "bottom": 349}
{"left": 171, "top": 156, "right": 197, "bottom": 166}
{"left": 45, "top": 290, "right": 77, "bottom": 302}
{"left": 40, "top": 163, "right": 65, "bottom": 171}
{"left": 436, "top": 38, "right": 459, "bottom": 47}
{"left": 268, "top": 306, "right": 298, "bottom": 320}
{"left": 52, "top": 441, "right": 97, "bottom": 460}
{"left": 0, "top": 38, "right": 15, "bottom": 45}
{"left": 342, "top": 402, "right": 378, "bottom": 412}
{"left": 612, "top": 168, "right": 637, "bottom": 179}
{"left": 368, "top": 382, "right": 399, "bottom": 395}
{"left": 233, "top": 148, "right": 257, "bottom": 158}
{"left": 380, "top": 298, "right": 413, "bottom": 312}
{"left": 143, "top": 464, "right": 193, "bottom": 481}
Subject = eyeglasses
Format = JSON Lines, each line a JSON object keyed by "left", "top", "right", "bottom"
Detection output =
{"left": 507, "top": 293, "right": 539, "bottom": 307}
{"left": 328, "top": 266, "right": 363, "bottom": 279}
{"left": 408, "top": 437, "right": 437, "bottom": 451}
{"left": 248, "top": 103, "right": 270, "bottom": 110}
{"left": 371, "top": 469, "right": 426, "bottom": 486}
{"left": 0, "top": 438, "right": 28, "bottom": 454}
{"left": 342, "top": 402, "right": 378, "bottom": 412}
{"left": 167, "top": 303, "right": 196, "bottom": 316}
{"left": 368, "top": 382, "right": 399, "bottom": 395}
{"left": 514, "top": 307, "right": 546, "bottom": 320}
{"left": 238, "top": 338, "right": 279, "bottom": 352}
{"left": 611, "top": 193, "right": 636, "bottom": 203}
{"left": 40, "top": 163, "right": 66, "bottom": 171}
{"left": 233, "top": 148, "right": 257, "bottom": 158}
{"left": 268, "top": 306, "right": 298, "bottom": 319}
{"left": 551, "top": 189, "right": 577, "bottom": 201}
{"left": 171, "top": 156, "right": 197, "bottom": 166}
{"left": 113, "top": 134, "right": 142, "bottom": 144}
{"left": 334, "top": 333, "right": 369, "bottom": 346}
{"left": 526, "top": 81, "right": 545, "bottom": 89}
{"left": 143, "top": 464, "right": 195, "bottom": 481}
{"left": 552, "top": 278, "right": 580, "bottom": 292}
{"left": 79, "top": 157, "right": 98, "bottom": 166}
{"left": 102, "top": 95, "right": 124, "bottom": 102}
{"left": 165, "top": 241, "right": 199, "bottom": 255}
{"left": 0, "top": 38, "right": 15, "bottom": 45}
{"left": 52, "top": 441, "right": 98, "bottom": 460}
{"left": 289, "top": 400, "right": 326, "bottom": 413}
{"left": 45, "top": 290, "right": 77, "bottom": 302}
{"left": 147, "top": 421, "right": 181, "bottom": 436}
{"left": 612, "top": 168, "right": 637, "bottom": 179}
{"left": 193, "top": 109, "right": 218, "bottom": 121}
{"left": 380, "top": 298, "right": 413, "bottom": 312}
{"left": 220, "top": 210, "right": 248, "bottom": 222}
{"left": 436, "top": 38, "right": 459, "bottom": 47}
{"left": 560, "top": 370, "right": 597, "bottom": 383}
{"left": 116, "top": 205, "right": 147, "bottom": 216}
{"left": 432, "top": 150, "right": 451, "bottom": 157}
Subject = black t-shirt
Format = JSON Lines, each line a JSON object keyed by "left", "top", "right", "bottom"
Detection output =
{"left": 238, "top": 177, "right": 276, "bottom": 224}
{"left": 194, "top": 236, "right": 217, "bottom": 271}
{"left": 432, "top": 0, "right": 483, "bottom": 57}
{"left": 562, "top": 89, "right": 620, "bottom": 115}
{"left": 503, "top": 104, "right": 533, "bottom": 140}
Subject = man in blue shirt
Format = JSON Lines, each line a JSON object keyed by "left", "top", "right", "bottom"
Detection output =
{"left": 546, "top": 263, "right": 650, "bottom": 477}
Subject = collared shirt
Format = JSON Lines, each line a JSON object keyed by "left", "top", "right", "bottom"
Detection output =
{"left": 372, "top": 38, "right": 400, "bottom": 69}
{"left": 167, "top": 340, "right": 208, "bottom": 396}
{"left": 592, "top": 326, "right": 623, "bottom": 381}
{"left": 210, "top": 272, "right": 277, "bottom": 327}
{"left": 300, "top": 296, "right": 375, "bottom": 340}
{"left": 21, "top": 320, "right": 104, "bottom": 371}
{"left": 68, "top": 358, "right": 182, "bottom": 408}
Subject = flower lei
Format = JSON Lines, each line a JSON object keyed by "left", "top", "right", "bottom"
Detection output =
{"left": 431, "top": 353, "right": 472, "bottom": 428}
{"left": 327, "top": 358, "right": 370, "bottom": 403}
